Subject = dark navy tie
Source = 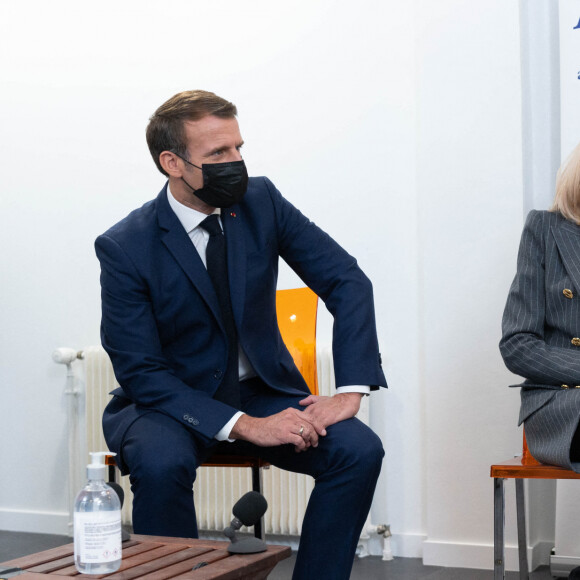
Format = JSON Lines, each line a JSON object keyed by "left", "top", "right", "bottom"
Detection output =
{"left": 199, "top": 215, "right": 240, "bottom": 408}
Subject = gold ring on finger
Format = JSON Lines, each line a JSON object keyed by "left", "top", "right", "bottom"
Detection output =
{"left": 299, "top": 425, "right": 304, "bottom": 437}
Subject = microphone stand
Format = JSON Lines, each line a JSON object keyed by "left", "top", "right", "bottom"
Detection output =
{"left": 225, "top": 518, "right": 267, "bottom": 554}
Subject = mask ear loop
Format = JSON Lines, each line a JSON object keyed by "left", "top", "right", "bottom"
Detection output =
{"left": 172, "top": 151, "right": 203, "bottom": 192}
{"left": 172, "top": 151, "right": 203, "bottom": 171}
{"left": 181, "top": 176, "right": 199, "bottom": 193}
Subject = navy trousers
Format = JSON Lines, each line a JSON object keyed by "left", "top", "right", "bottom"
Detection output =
{"left": 121, "top": 378, "right": 384, "bottom": 580}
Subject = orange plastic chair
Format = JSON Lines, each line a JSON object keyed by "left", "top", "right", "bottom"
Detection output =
{"left": 275, "top": 286, "right": 319, "bottom": 396}
{"left": 490, "top": 431, "right": 580, "bottom": 579}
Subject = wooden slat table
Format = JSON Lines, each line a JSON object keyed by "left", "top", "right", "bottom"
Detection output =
{"left": 0, "top": 534, "right": 291, "bottom": 580}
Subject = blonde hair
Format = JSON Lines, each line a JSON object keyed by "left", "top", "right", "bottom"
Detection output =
{"left": 551, "top": 141, "right": 580, "bottom": 224}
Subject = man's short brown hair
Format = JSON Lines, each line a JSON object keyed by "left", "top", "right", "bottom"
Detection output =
{"left": 146, "top": 90, "right": 238, "bottom": 176}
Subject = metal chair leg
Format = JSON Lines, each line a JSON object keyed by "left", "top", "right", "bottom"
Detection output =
{"left": 494, "top": 477, "right": 505, "bottom": 579}
{"left": 515, "top": 478, "right": 530, "bottom": 580}
{"left": 251, "top": 465, "right": 265, "bottom": 541}
{"left": 108, "top": 463, "right": 118, "bottom": 484}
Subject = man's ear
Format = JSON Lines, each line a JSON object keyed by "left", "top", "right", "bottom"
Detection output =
{"left": 159, "top": 151, "right": 183, "bottom": 177}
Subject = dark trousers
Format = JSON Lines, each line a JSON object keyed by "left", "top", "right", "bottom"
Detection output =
{"left": 121, "top": 378, "right": 384, "bottom": 580}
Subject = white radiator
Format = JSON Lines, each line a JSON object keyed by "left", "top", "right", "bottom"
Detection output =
{"left": 62, "top": 344, "right": 370, "bottom": 536}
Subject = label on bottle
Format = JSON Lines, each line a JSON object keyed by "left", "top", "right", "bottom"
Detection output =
{"left": 74, "top": 510, "right": 122, "bottom": 563}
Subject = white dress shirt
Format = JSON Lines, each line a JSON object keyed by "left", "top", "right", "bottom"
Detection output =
{"left": 166, "top": 185, "right": 369, "bottom": 441}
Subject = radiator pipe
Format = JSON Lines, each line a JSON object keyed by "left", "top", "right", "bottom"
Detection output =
{"left": 53, "top": 347, "right": 84, "bottom": 535}
{"left": 357, "top": 518, "right": 393, "bottom": 561}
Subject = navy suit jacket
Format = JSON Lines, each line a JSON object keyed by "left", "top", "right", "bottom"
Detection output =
{"left": 96, "top": 177, "right": 387, "bottom": 462}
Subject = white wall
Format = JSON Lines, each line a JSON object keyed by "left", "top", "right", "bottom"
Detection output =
{"left": 416, "top": 0, "right": 526, "bottom": 568}
{"left": 0, "top": 0, "right": 555, "bottom": 571}
{"left": 0, "top": 0, "right": 419, "bottom": 542}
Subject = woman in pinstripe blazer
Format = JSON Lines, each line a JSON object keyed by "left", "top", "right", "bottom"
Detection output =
{"left": 500, "top": 143, "right": 580, "bottom": 471}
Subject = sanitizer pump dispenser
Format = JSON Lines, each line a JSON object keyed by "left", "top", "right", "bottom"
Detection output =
{"left": 73, "top": 452, "right": 122, "bottom": 574}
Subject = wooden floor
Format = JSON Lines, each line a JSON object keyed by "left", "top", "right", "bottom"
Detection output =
{"left": 0, "top": 531, "right": 555, "bottom": 579}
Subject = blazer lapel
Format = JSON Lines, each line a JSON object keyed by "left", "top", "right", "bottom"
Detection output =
{"left": 155, "top": 186, "right": 222, "bottom": 325}
{"left": 222, "top": 207, "right": 247, "bottom": 329}
{"left": 551, "top": 219, "right": 580, "bottom": 293}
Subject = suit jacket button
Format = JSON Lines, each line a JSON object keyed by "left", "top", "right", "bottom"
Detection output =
{"left": 562, "top": 384, "right": 570, "bottom": 389}
{"left": 183, "top": 414, "right": 190, "bottom": 421}
{"left": 214, "top": 369, "right": 223, "bottom": 379}
{"left": 572, "top": 338, "right": 580, "bottom": 347}
{"left": 563, "top": 288, "right": 574, "bottom": 299}
{"left": 192, "top": 419, "right": 199, "bottom": 426}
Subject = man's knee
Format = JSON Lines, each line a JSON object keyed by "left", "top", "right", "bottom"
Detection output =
{"left": 361, "top": 425, "right": 384, "bottom": 456}
{"left": 352, "top": 425, "right": 384, "bottom": 473}
{"left": 328, "top": 419, "right": 384, "bottom": 473}
{"left": 121, "top": 416, "right": 201, "bottom": 489}
{"left": 129, "top": 448, "right": 197, "bottom": 491}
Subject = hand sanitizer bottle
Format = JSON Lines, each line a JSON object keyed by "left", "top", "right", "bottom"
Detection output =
{"left": 74, "top": 452, "right": 122, "bottom": 574}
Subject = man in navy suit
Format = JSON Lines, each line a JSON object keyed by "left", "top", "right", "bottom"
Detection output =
{"left": 96, "top": 90, "right": 387, "bottom": 579}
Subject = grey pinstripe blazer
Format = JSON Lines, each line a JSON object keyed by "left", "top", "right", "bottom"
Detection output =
{"left": 500, "top": 209, "right": 580, "bottom": 471}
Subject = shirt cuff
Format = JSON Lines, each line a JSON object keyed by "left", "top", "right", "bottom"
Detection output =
{"left": 214, "top": 411, "right": 245, "bottom": 442}
{"left": 336, "top": 385, "right": 371, "bottom": 395}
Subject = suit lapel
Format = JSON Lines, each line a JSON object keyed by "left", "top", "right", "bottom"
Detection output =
{"left": 222, "top": 207, "right": 247, "bottom": 329}
{"left": 155, "top": 186, "right": 222, "bottom": 325}
{"left": 551, "top": 219, "right": 580, "bottom": 293}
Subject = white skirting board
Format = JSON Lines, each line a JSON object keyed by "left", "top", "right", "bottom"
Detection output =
{"left": 0, "top": 511, "right": 553, "bottom": 573}
{"left": 2, "top": 500, "right": 555, "bottom": 572}
{"left": 389, "top": 533, "right": 426, "bottom": 559}
{"left": 550, "top": 554, "right": 580, "bottom": 578}
{"left": 0, "top": 508, "right": 70, "bottom": 536}
{"left": 423, "top": 539, "right": 553, "bottom": 572}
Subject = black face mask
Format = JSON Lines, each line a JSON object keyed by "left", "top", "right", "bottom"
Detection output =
{"left": 177, "top": 155, "right": 248, "bottom": 208}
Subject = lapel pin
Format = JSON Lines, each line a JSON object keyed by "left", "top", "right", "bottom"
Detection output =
{"left": 230, "top": 212, "right": 237, "bottom": 218}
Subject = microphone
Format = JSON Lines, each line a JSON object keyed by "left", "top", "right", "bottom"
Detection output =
{"left": 224, "top": 491, "right": 268, "bottom": 554}
{"left": 231, "top": 491, "right": 268, "bottom": 528}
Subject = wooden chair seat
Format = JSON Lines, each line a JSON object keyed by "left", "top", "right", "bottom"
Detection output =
{"left": 491, "top": 455, "right": 580, "bottom": 480}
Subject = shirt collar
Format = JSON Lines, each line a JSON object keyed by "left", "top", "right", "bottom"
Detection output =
{"left": 167, "top": 182, "right": 221, "bottom": 233}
